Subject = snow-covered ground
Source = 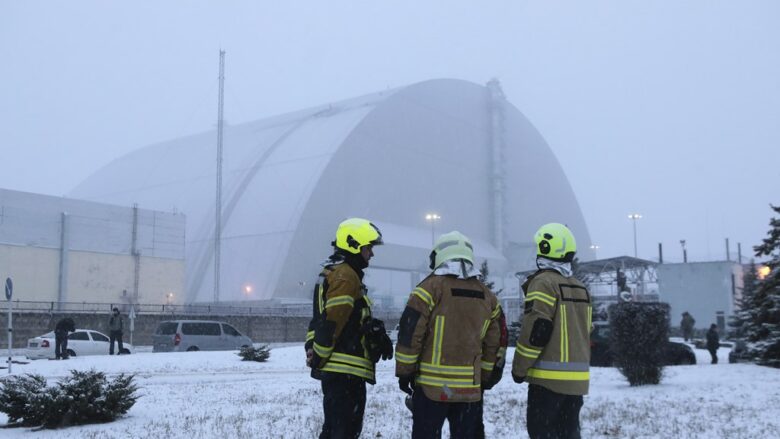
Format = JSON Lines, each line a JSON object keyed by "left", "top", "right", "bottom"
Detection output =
{"left": 1, "top": 343, "right": 779, "bottom": 438}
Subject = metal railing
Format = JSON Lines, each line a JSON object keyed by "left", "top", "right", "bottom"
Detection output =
{"left": 3, "top": 300, "right": 402, "bottom": 320}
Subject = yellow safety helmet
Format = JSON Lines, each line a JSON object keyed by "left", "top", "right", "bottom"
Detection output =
{"left": 334, "top": 218, "right": 383, "bottom": 254}
{"left": 535, "top": 223, "right": 577, "bottom": 262}
{"left": 430, "top": 231, "right": 474, "bottom": 269}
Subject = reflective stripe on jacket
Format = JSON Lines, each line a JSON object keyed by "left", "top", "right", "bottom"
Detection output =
{"left": 306, "top": 262, "right": 375, "bottom": 383}
{"left": 396, "top": 274, "right": 501, "bottom": 403}
{"left": 512, "top": 269, "right": 592, "bottom": 396}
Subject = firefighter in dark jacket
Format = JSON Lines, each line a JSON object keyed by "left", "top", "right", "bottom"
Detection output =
{"left": 305, "top": 218, "right": 393, "bottom": 439}
{"left": 512, "top": 223, "right": 592, "bottom": 439}
{"left": 54, "top": 317, "right": 75, "bottom": 360}
{"left": 396, "top": 231, "right": 502, "bottom": 439}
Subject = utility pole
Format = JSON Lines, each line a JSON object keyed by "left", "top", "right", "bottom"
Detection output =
{"left": 214, "top": 49, "right": 225, "bottom": 304}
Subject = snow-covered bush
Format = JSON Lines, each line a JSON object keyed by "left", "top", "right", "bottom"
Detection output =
{"left": 0, "top": 374, "right": 47, "bottom": 426}
{"left": 609, "top": 302, "right": 670, "bottom": 386}
{"left": 238, "top": 345, "right": 271, "bottom": 362}
{"left": 0, "top": 370, "right": 138, "bottom": 429}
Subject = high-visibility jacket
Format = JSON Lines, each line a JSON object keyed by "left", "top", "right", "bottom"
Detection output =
{"left": 512, "top": 269, "right": 592, "bottom": 395}
{"left": 305, "top": 261, "right": 376, "bottom": 384}
{"left": 396, "top": 274, "right": 502, "bottom": 403}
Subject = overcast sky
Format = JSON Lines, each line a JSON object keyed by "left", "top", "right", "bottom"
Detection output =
{"left": 1, "top": 1, "right": 778, "bottom": 263}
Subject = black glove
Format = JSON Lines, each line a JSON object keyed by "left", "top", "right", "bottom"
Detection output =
{"left": 512, "top": 373, "right": 525, "bottom": 384}
{"left": 379, "top": 331, "right": 394, "bottom": 361}
{"left": 363, "top": 318, "right": 394, "bottom": 362}
{"left": 399, "top": 375, "right": 416, "bottom": 395}
{"left": 482, "top": 357, "right": 506, "bottom": 390}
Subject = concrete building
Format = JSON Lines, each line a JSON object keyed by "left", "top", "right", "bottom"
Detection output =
{"left": 0, "top": 188, "right": 185, "bottom": 306}
{"left": 70, "top": 79, "right": 592, "bottom": 305}
{"left": 657, "top": 261, "right": 744, "bottom": 331}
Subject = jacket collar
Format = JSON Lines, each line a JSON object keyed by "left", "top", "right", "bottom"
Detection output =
{"left": 433, "top": 259, "right": 480, "bottom": 279}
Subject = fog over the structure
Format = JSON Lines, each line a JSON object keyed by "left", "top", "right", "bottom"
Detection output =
{"left": 1, "top": 1, "right": 778, "bottom": 262}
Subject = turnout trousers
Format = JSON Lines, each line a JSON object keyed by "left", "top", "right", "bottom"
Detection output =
{"left": 319, "top": 373, "right": 366, "bottom": 439}
{"left": 527, "top": 384, "right": 583, "bottom": 439}
{"left": 411, "top": 388, "right": 480, "bottom": 439}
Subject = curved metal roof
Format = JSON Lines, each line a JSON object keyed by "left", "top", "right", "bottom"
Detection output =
{"left": 71, "top": 79, "right": 591, "bottom": 303}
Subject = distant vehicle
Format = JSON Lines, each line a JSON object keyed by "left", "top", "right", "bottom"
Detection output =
{"left": 152, "top": 320, "right": 253, "bottom": 352}
{"left": 590, "top": 322, "right": 696, "bottom": 367}
{"left": 26, "top": 329, "right": 132, "bottom": 360}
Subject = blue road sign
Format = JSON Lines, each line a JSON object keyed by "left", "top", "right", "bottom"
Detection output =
{"left": 4, "top": 278, "right": 12, "bottom": 301}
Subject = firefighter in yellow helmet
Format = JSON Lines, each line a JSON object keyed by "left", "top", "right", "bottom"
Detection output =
{"left": 395, "top": 231, "right": 502, "bottom": 438}
{"left": 511, "top": 223, "right": 592, "bottom": 439}
{"left": 305, "top": 218, "right": 393, "bottom": 439}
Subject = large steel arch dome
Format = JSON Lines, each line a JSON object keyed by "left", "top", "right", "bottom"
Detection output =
{"left": 70, "top": 79, "right": 591, "bottom": 304}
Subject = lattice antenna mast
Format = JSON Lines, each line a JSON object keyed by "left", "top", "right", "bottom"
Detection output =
{"left": 214, "top": 49, "right": 225, "bottom": 303}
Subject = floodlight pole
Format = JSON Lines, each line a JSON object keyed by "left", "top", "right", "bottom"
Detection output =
{"left": 214, "top": 50, "right": 225, "bottom": 304}
{"left": 628, "top": 214, "right": 642, "bottom": 258}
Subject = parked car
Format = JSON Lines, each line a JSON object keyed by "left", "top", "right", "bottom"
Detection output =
{"left": 26, "top": 329, "right": 132, "bottom": 360}
{"left": 590, "top": 322, "right": 696, "bottom": 367}
{"left": 152, "top": 320, "right": 253, "bottom": 352}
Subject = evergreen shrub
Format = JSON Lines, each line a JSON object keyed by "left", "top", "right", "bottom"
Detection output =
{"left": 609, "top": 302, "right": 670, "bottom": 385}
{"left": 238, "top": 345, "right": 271, "bottom": 362}
{"left": 0, "top": 370, "right": 138, "bottom": 429}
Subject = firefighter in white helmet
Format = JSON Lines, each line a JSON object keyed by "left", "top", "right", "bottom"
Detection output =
{"left": 395, "top": 231, "right": 502, "bottom": 438}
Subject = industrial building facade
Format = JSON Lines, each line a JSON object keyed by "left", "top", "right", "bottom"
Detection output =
{"left": 0, "top": 188, "right": 185, "bottom": 306}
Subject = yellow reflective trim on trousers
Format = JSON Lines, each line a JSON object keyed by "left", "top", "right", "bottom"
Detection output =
{"left": 480, "top": 319, "right": 490, "bottom": 339}
{"left": 527, "top": 368, "right": 589, "bottom": 381}
{"left": 419, "top": 362, "right": 473, "bottom": 376}
{"left": 320, "top": 363, "right": 374, "bottom": 380}
{"left": 313, "top": 342, "right": 333, "bottom": 358}
{"left": 325, "top": 295, "right": 355, "bottom": 309}
{"left": 412, "top": 287, "right": 434, "bottom": 310}
{"left": 396, "top": 351, "right": 419, "bottom": 364}
{"left": 525, "top": 292, "right": 556, "bottom": 307}
{"left": 305, "top": 331, "right": 314, "bottom": 342}
{"left": 330, "top": 352, "right": 372, "bottom": 369}
{"left": 432, "top": 315, "right": 445, "bottom": 364}
{"left": 416, "top": 375, "right": 479, "bottom": 389}
{"left": 481, "top": 360, "right": 495, "bottom": 371}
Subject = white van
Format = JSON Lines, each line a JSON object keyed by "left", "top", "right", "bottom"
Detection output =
{"left": 152, "top": 320, "right": 253, "bottom": 352}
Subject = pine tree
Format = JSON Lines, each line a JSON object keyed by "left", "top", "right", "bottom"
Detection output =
{"left": 747, "top": 204, "right": 780, "bottom": 368}
{"left": 728, "top": 260, "right": 758, "bottom": 339}
{"left": 479, "top": 261, "right": 503, "bottom": 295}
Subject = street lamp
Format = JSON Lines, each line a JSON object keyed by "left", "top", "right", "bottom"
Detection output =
{"left": 425, "top": 213, "right": 441, "bottom": 246}
{"left": 627, "top": 214, "right": 642, "bottom": 258}
{"left": 590, "top": 244, "right": 600, "bottom": 260}
{"left": 680, "top": 240, "right": 687, "bottom": 263}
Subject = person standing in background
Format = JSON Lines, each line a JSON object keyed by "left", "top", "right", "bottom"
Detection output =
{"left": 108, "top": 307, "right": 124, "bottom": 355}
